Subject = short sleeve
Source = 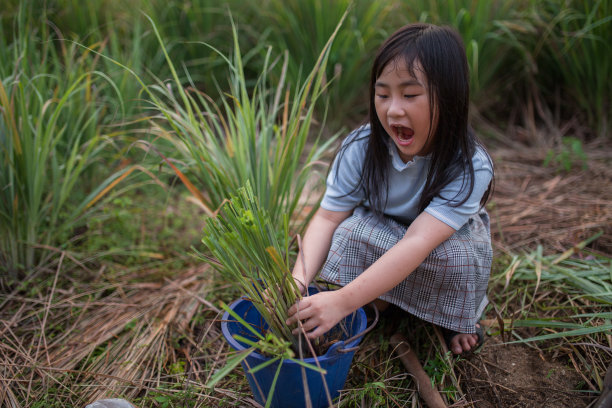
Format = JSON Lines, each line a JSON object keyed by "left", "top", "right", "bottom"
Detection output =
{"left": 320, "top": 127, "right": 369, "bottom": 211}
{"left": 424, "top": 147, "right": 493, "bottom": 230}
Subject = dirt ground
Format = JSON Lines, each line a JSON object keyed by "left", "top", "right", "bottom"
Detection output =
{"left": 457, "top": 335, "right": 592, "bottom": 408}
{"left": 451, "top": 137, "right": 611, "bottom": 408}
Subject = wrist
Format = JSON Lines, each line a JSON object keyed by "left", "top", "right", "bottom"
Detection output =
{"left": 336, "top": 284, "right": 365, "bottom": 315}
{"left": 293, "top": 276, "right": 307, "bottom": 295}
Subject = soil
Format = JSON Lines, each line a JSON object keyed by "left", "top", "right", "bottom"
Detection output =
{"left": 445, "top": 138, "right": 611, "bottom": 407}
{"left": 457, "top": 335, "right": 591, "bottom": 408}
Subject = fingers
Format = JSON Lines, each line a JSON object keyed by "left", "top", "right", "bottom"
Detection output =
{"left": 285, "top": 291, "right": 344, "bottom": 339}
{"left": 303, "top": 325, "right": 327, "bottom": 339}
{"left": 285, "top": 298, "right": 325, "bottom": 338}
{"left": 295, "top": 317, "right": 319, "bottom": 334}
{"left": 286, "top": 298, "right": 309, "bottom": 325}
{"left": 292, "top": 317, "right": 330, "bottom": 339}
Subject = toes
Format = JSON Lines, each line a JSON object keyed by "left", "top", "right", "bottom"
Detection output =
{"left": 450, "top": 333, "right": 479, "bottom": 354}
{"left": 452, "top": 341, "right": 463, "bottom": 354}
{"left": 450, "top": 335, "right": 465, "bottom": 354}
{"left": 467, "top": 334, "right": 477, "bottom": 348}
{"left": 459, "top": 336, "right": 471, "bottom": 352}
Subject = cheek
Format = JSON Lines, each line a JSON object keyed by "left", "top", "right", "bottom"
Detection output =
{"left": 374, "top": 102, "right": 386, "bottom": 122}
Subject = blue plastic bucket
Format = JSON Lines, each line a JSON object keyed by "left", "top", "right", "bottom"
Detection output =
{"left": 221, "top": 290, "right": 367, "bottom": 408}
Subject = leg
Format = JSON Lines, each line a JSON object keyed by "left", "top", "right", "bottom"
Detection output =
{"left": 320, "top": 208, "right": 492, "bottom": 354}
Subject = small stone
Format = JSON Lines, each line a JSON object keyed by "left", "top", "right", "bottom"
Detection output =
{"left": 84, "top": 398, "right": 135, "bottom": 408}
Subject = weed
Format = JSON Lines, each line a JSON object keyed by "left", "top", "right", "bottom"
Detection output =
{"left": 543, "top": 136, "right": 589, "bottom": 172}
{"left": 423, "top": 353, "right": 449, "bottom": 385}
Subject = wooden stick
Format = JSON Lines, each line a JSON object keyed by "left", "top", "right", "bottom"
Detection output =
{"left": 390, "top": 333, "right": 446, "bottom": 408}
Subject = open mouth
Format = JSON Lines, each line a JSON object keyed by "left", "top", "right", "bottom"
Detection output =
{"left": 391, "top": 125, "right": 414, "bottom": 143}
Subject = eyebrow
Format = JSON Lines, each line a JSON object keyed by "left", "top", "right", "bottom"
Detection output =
{"left": 375, "top": 79, "right": 423, "bottom": 88}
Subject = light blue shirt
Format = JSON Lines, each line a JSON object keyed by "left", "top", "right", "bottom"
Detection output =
{"left": 320, "top": 125, "right": 493, "bottom": 230}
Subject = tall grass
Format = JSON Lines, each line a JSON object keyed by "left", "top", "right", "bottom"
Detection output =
{"left": 528, "top": 0, "right": 610, "bottom": 137}
{"left": 0, "top": 5, "right": 131, "bottom": 276}
{"left": 200, "top": 183, "right": 301, "bottom": 348}
{"left": 400, "top": 0, "right": 518, "bottom": 112}
{"left": 37, "top": 0, "right": 247, "bottom": 99}
{"left": 7, "top": 0, "right": 608, "bottom": 138}
{"left": 246, "top": 0, "right": 393, "bottom": 125}
{"left": 480, "top": 0, "right": 611, "bottom": 138}
{"left": 144, "top": 14, "right": 339, "bottom": 232}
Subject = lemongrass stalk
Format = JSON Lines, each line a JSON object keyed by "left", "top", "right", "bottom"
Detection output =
{"left": 200, "top": 183, "right": 302, "bottom": 348}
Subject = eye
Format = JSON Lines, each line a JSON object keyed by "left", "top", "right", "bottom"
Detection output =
{"left": 376, "top": 94, "right": 389, "bottom": 99}
{"left": 404, "top": 94, "right": 417, "bottom": 99}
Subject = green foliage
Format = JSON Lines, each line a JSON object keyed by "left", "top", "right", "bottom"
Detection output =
{"left": 206, "top": 300, "right": 326, "bottom": 408}
{"left": 28, "top": 396, "right": 68, "bottom": 408}
{"left": 145, "top": 13, "right": 338, "bottom": 231}
{"left": 246, "top": 0, "right": 393, "bottom": 125}
{"left": 534, "top": 0, "right": 611, "bottom": 136}
{"left": 1, "top": 2, "right": 609, "bottom": 404}
{"left": 199, "top": 183, "right": 301, "bottom": 348}
{"left": 354, "top": 381, "right": 387, "bottom": 406}
{"left": 137, "top": 387, "right": 200, "bottom": 408}
{"left": 495, "top": 0, "right": 611, "bottom": 137}
{"left": 340, "top": 354, "right": 418, "bottom": 406}
{"left": 543, "top": 136, "right": 589, "bottom": 172}
{"left": 500, "top": 234, "right": 611, "bottom": 350}
{"left": 423, "top": 352, "right": 452, "bottom": 385}
{"left": 0, "top": 4, "right": 132, "bottom": 275}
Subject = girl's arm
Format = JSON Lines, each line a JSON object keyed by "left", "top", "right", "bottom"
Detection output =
{"left": 292, "top": 207, "right": 352, "bottom": 293}
{"left": 287, "top": 211, "right": 455, "bottom": 338}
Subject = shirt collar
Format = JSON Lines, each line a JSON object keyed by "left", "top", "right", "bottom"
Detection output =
{"left": 386, "top": 138, "right": 431, "bottom": 171}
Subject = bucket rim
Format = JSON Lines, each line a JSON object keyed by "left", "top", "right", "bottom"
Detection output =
{"left": 221, "top": 295, "right": 367, "bottom": 363}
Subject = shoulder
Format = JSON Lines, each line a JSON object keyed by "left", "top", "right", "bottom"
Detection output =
{"left": 335, "top": 124, "right": 370, "bottom": 166}
{"left": 341, "top": 124, "right": 370, "bottom": 149}
{"left": 471, "top": 144, "right": 494, "bottom": 175}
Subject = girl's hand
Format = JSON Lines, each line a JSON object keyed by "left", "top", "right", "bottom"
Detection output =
{"left": 286, "top": 290, "right": 352, "bottom": 339}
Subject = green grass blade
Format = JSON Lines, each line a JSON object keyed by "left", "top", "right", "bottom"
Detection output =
{"left": 206, "top": 348, "right": 254, "bottom": 388}
{"left": 508, "top": 324, "right": 612, "bottom": 344}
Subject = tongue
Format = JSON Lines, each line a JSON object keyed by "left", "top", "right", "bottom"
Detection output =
{"left": 397, "top": 127, "right": 413, "bottom": 140}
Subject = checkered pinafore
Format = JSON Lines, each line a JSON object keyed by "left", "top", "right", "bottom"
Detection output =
{"left": 319, "top": 206, "right": 492, "bottom": 334}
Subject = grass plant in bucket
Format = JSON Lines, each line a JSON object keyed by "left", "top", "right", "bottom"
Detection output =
{"left": 200, "top": 184, "right": 369, "bottom": 407}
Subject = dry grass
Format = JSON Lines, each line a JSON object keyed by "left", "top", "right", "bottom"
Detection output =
{"left": 1, "top": 135, "right": 611, "bottom": 407}
{"left": 489, "top": 138, "right": 611, "bottom": 255}
{"left": 0, "top": 264, "right": 224, "bottom": 407}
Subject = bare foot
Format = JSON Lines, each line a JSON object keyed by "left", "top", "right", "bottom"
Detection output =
{"left": 447, "top": 323, "right": 483, "bottom": 355}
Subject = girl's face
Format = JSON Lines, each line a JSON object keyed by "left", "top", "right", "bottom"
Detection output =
{"left": 374, "top": 58, "right": 437, "bottom": 163}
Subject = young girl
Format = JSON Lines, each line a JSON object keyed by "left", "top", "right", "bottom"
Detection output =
{"left": 286, "top": 23, "right": 494, "bottom": 355}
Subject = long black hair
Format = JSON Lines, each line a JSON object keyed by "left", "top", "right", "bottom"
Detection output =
{"left": 356, "top": 23, "right": 492, "bottom": 216}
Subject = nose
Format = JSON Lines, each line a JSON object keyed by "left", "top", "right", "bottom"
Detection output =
{"left": 387, "top": 97, "right": 404, "bottom": 118}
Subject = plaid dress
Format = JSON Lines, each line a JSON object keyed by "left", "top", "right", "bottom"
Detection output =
{"left": 319, "top": 206, "right": 492, "bottom": 334}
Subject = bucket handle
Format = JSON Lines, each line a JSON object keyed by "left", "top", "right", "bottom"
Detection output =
{"left": 338, "top": 302, "right": 379, "bottom": 353}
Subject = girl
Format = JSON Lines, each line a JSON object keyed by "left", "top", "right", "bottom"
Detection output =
{"left": 286, "top": 23, "right": 494, "bottom": 355}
